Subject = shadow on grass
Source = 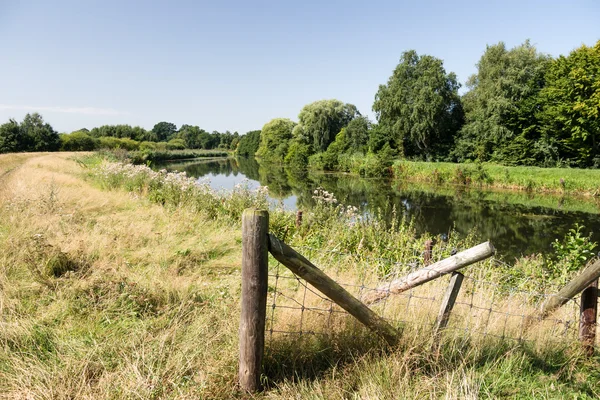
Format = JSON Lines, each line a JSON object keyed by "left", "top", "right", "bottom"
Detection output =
{"left": 262, "top": 325, "right": 600, "bottom": 397}
{"left": 262, "top": 324, "right": 390, "bottom": 389}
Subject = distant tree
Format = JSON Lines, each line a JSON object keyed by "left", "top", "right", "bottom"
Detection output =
{"left": 453, "top": 41, "right": 551, "bottom": 164}
{"left": 60, "top": 131, "right": 98, "bottom": 151}
{"left": 296, "top": 99, "right": 359, "bottom": 152}
{"left": 237, "top": 129, "right": 261, "bottom": 156}
{"left": 178, "top": 125, "right": 209, "bottom": 149}
{"left": 256, "top": 118, "right": 296, "bottom": 162}
{"left": 167, "top": 138, "right": 186, "bottom": 150}
{"left": 229, "top": 132, "right": 240, "bottom": 151}
{"left": 152, "top": 121, "right": 177, "bottom": 142}
{"left": 538, "top": 40, "right": 600, "bottom": 167}
{"left": 373, "top": 50, "right": 463, "bottom": 159}
{"left": 20, "top": 113, "right": 61, "bottom": 151}
{"left": 0, "top": 119, "right": 22, "bottom": 153}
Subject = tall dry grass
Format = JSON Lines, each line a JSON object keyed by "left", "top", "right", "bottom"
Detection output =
{"left": 0, "top": 153, "right": 598, "bottom": 399}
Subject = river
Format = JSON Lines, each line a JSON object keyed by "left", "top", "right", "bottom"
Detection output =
{"left": 155, "top": 157, "right": 600, "bottom": 261}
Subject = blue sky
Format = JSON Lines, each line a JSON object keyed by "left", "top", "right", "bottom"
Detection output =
{"left": 1, "top": 0, "right": 598, "bottom": 134}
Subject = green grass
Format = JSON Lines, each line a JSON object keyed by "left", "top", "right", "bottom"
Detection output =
{"left": 393, "top": 160, "right": 600, "bottom": 196}
{"left": 1, "top": 152, "right": 599, "bottom": 399}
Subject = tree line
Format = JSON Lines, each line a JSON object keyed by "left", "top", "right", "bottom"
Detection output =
{"left": 0, "top": 117, "right": 242, "bottom": 153}
{"left": 1, "top": 40, "right": 598, "bottom": 170}
{"left": 240, "top": 39, "right": 600, "bottom": 171}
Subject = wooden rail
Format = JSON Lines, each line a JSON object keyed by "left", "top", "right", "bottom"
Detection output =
{"left": 362, "top": 242, "right": 495, "bottom": 304}
{"left": 268, "top": 233, "right": 399, "bottom": 346}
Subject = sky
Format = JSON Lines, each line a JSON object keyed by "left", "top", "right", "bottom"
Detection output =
{"left": 0, "top": 0, "right": 599, "bottom": 134}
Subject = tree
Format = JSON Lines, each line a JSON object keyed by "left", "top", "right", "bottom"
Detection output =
{"left": 344, "top": 115, "right": 371, "bottom": 154}
{"left": 178, "top": 125, "right": 209, "bottom": 149}
{"left": 152, "top": 122, "right": 177, "bottom": 142}
{"left": 20, "top": 113, "right": 61, "bottom": 151}
{"left": 255, "top": 118, "right": 296, "bottom": 162}
{"left": 296, "top": 99, "right": 359, "bottom": 152}
{"left": 538, "top": 40, "right": 600, "bottom": 167}
{"left": 453, "top": 41, "right": 551, "bottom": 164}
{"left": 373, "top": 50, "right": 463, "bottom": 159}
{"left": 60, "top": 131, "right": 98, "bottom": 151}
{"left": 237, "top": 130, "right": 261, "bottom": 156}
{"left": 0, "top": 119, "right": 22, "bottom": 153}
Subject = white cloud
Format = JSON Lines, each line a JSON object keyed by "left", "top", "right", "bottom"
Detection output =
{"left": 0, "top": 104, "right": 127, "bottom": 116}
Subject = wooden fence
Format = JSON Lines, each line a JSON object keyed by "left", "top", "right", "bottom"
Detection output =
{"left": 238, "top": 209, "right": 600, "bottom": 392}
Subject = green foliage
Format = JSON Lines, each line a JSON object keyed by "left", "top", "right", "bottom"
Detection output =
{"left": 152, "top": 121, "right": 177, "bottom": 142}
{"left": 177, "top": 125, "right": 210, "bottom": 149}
{"left": 0, "top": 119, "right": 22, "bottom": 153}
{"left": 297, "top": 99, "right": 359, "bottom": 152}
{"left": 166, "top": 138, "right": 186, "bottom": 150}
{"left": 255, "top": 118, "right": 296, "bottom": 163}
{"left": 98, "top": 137, "right": 140, "bottom": 151}
{"left": 538, "top": 40, "right": 600, "bottom": 167}
{"left": 373, "top": 50, "right": 463, "bottom": 159}
{"left": 453, "top": 41, "right": 551, "bottom": 164}
{"left": 344, "top": 116, "right": 371, "bottom": 154}
{"left": 549, "top": 224, "right": 597, "bottom": 284}
{"left": 60, "top": 131, "right": 98, "bottom": 151}
{"left": 89, "top": 124, "right": 152, "bottom": 141}
{"left": 0, "top": 113, "right": 60, "bottom": 153}
{"left": 236, "top": 129, "right": 261, "bottom": 157}
{"left": 284, "top": 140, "right": 311, "bottom": 169}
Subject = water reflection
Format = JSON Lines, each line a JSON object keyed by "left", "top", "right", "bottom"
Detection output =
{"left": 155, "top": 157, "right": 600, "bottom": 260}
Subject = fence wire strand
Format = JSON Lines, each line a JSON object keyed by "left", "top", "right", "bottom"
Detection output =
{"left": 266, "top": 242, "right": 598, "bottom": 350}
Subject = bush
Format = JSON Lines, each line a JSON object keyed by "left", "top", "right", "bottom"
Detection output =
{"left": 60, "top": 132, "right": 98, "bottom": 151}
{"left": 284, "top": 141, "right": 311, "bottom": 169}
{"left": 167, "top": 138, "right": 186, "bottom": 150}
{"left": 98, "top": 137, "right": 140, "bottom": 151}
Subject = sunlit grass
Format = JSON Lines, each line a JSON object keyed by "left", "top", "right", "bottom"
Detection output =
{"left": 0, "top": 152, "right": 598, "bottom": 399}
{"left": 393, "top": 160, "right": 600, "bottom": 196}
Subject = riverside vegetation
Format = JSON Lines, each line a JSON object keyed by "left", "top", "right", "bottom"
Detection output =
{"left": 1, "top": 152, "right": 599, "bottom": 398}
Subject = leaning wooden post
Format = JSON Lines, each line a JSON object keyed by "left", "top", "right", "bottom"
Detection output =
{"left": 579, "top": 279, "right": 598, "bottom": 357}
{"left": 268, "top": 234, "right": 399, "bottom": 345}
{"left": 239, "top": 209, "right": 269, "bottom": 392}
{"left": 363, "top": 242, "right": 494, "bottom": 304}
{"left": 433, "top": 272, "right": 464, "bottom": 337}
{"left": 538, "top": 260, "right": 600, "bottom": 320}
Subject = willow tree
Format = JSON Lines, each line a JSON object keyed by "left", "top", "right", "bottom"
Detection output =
{"left": 255, "top": 118, "right": 296, "bottom": 162}
{"left": 373, "top": 50, "right": 463, "bottom": 159}
{"left": 296, "top": 99, "right": 359, "bottom": 153}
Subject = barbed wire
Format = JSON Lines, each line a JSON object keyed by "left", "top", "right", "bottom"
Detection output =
{"left": 266, "top": 241, "right": 598, "bottom": 350}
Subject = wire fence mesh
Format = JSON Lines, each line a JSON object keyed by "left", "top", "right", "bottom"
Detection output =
{"left": 265, "top": 242, "right": 598, "bottom": 350}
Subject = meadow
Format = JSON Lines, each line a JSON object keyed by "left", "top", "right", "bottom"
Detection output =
{"left": 0, "top": 152, "right": 598, "bottom": 399}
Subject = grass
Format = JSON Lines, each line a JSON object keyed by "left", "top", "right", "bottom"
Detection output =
{"left": 0, "top": 152, "right": 598, "bottom": 399}
{"left": 393, "top": 160, "right": 600, "bottom": 196}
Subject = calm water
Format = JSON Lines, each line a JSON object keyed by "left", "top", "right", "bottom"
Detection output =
{"left": 156, "top": 157, "right": 600, "bottom": 260}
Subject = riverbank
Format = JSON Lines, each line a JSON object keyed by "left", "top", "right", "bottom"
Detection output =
{"left": 393, "top": 160, "right": 600, "bottom": 196}
{"left": 1, "top": 152, "right": 599, "bottom": 398}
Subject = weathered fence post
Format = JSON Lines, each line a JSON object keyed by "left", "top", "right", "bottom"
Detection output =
{"left": 239, "top": 209, "right": 269, "bottom": 392}
{"left": 295, "top": 210, "right": 303, "bottom": 228}
{"left": 433, "top": 272, "right": 464, "bottom": 337}
{"left": 579, "top": 279, "right": 598, "bottom": 357}
{"left": 423, "top": 239, "right": 433, "bottom": 265}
